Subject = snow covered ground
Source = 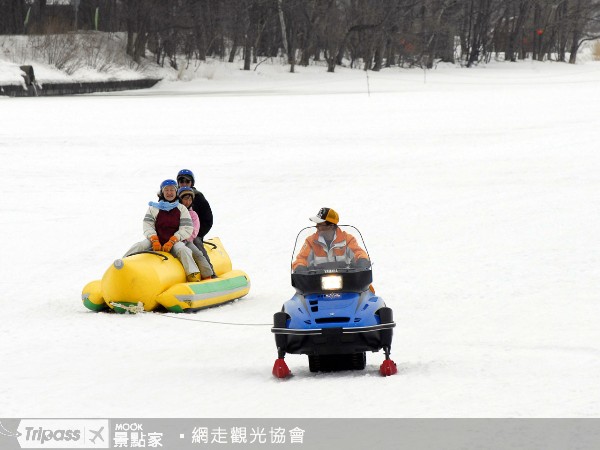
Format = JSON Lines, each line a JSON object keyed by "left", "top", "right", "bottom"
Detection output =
{"left": 1, "top": 60, "right": 600, "bottom": 419}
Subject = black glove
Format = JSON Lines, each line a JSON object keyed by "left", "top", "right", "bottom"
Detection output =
{"left": 355, "top": 258, "right": 371, "bottom": 269}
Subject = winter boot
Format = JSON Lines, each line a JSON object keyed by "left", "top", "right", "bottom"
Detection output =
{"left": 186, "top": 272, "right": 201, "bottom": 282}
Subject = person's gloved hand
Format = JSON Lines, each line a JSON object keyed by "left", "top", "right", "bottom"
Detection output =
{"left": 162, "top": 236, "right": 178, "bottom": 252}
{"left": 150, "top": 235, "right": 161, "bottom": 251}
{"left": 355, "top": 258, "right": 371, "bottom": 269}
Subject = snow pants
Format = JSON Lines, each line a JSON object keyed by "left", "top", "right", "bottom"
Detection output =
{"left": 123, "top": 239, "right": 200, "bottom": 276}
{"left": 185, "top": 242, "right": 214, "bottom": 279}
{"left": 193, "top": 236, "right": 215, "bottom": 273}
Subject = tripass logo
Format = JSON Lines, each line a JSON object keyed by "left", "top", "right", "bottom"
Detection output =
{"left": 14, "top": 420, "right": 109, "bottom": 449}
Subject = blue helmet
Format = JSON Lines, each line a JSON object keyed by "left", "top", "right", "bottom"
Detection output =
{"left": 160, "top": 179, "right": 178, "bottom": 191}
{"left": 177, "top": 169, "right": 195, "bottom": 186}
{"left": 177, "top": 186, "right": 195, "bottom": 199}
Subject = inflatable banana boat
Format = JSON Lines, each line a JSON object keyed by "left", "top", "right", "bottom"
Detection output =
{"left": 82, "top": 238, "right": 250, "bottom": 313}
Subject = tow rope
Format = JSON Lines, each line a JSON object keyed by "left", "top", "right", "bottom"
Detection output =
{"left": 109, "top": 302, "right": 271, "bottom": 326}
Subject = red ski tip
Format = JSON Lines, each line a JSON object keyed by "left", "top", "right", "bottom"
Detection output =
{"left": 272, "top": 358, "right": 291, "bottom": 378}
{"left": 379, "top": 359, "right": 397, "bottom": 376}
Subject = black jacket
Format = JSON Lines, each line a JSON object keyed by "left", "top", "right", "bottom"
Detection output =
{"left": 192, "top": 188, "right": 213, "bottom": 239}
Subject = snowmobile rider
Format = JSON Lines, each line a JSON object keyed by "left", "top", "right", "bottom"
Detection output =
{"left": 292, "top": 207, "right": 371, "bottom": 272}
{"left": 178, "top": 186, "right": 215, "bottom": 279}
{"left": 123, "top": 179, "right": 203, "bottom": 283}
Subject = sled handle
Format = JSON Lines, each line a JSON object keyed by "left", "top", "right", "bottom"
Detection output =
{"left": 125, "top": 251, "right": 168, "bottom": 261}
{"left": 203, "top": 241, "right": 217, "bottom": 250}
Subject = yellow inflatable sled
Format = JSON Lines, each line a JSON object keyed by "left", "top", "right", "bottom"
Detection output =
{"left": 82, "top": 238, "right": 250, "bottom": 313}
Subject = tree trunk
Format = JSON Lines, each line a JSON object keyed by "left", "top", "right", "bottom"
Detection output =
{"left": 126, "top": 27, "right": 135, "bottom": 57}
{"left": 325, "top": 51, "right": 336, "bottom": 72}
{"left": 569, "top": 0, "right": 583, "bottom": 64}
{"left": 336, "top": 32, "right": 348, "bottom": 66}
{"left": 288, "top": 24, "right": 296, "bottom": 72}
{"left": 244, "top": 35, "right": 251, "bottom": 70}
{"left": 277, "top": 0, "right": 289, "bottom": 59}
{"left": 556, "top": 0, "right": 568, "bottom": 62}
{"left": 531, "top": 3, "right": 540, "bottom": 61}
{"left": 568, "top": 34, "right": 581, "bottom": 64}
{"left": 373, "top": 42, "right": 384, "bottom": 71}
{"left": 507, "top": 1, "right": 531, "bottom": 62}
{"left": 37, "top": 0, "right": 46, "bottom": 29}
{"left": 229, "top": 39, "right": 238, "bottom": 63}
{"left": 133, "top": 31, "right": 147, "bottom": 63}
{"left": 299, "top": 13, "right": 315, "bottom": 67}
{"left": 385, "top": 36, "right": 395, "bottom": 67}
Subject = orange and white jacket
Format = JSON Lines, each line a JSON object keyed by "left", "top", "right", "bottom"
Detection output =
{"left": 292, "top": 228, "right": 369, "bottom": 270}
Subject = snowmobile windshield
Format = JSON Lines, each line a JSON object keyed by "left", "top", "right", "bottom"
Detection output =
{"left": 291, "top": 225, "right": 371, "bottom": 275}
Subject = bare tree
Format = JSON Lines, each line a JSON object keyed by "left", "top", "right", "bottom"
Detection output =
{"left": 500, "top": 0, "right": 532, "bottom": 62}
{"left": 318, "top": 0, "right": 347, "bottom": 72}
{"left": 123, "top": 0, "right": 162, "bottom": 63}
{"left": 4, "top": 0, "right": 600, "bottom": 69}
{"left": 566, "top": 0, "right": 600, "bottom": 63}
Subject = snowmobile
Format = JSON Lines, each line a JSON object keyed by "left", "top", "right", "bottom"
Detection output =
{"left": 271, "top": 225, "right": 397, "bottom": 378}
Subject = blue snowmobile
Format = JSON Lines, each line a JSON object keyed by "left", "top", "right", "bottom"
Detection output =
{"left": 271, "top": 225, "right": 397, "bottom": 378}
